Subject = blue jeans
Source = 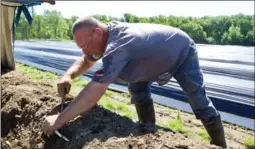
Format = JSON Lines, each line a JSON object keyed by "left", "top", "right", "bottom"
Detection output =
{"left": 128, "top": 45, "right": 218, "bottom": 122}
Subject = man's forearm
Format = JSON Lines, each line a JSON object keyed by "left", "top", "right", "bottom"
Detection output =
{"left": 54, "top": 81, "right": 109, "bottom": 129}
{"left": 65, "top": 56, "right": 94, "bottom": 79}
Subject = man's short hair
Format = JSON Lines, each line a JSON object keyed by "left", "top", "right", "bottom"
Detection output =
{"left": 72, "top": 16, "right": 101, "bottom": 35}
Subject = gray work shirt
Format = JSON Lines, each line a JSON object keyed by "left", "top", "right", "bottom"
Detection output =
{"left": 92, "top": 21, "right": 194, "bottom": 85}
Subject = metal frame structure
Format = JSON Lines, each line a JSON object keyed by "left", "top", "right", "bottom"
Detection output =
{"left": 1, "top": 0, "right": 42, "bottom": 70}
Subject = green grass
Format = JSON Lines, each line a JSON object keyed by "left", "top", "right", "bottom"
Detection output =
{"left": 98, "top": 96, "right": 136, "bottom": 119}
{"left": 243, "top": 137, "right": 255, "bottom": 149}
{"left": 158, "top": 110, "right": 211, "bottom": 143}
{"left": 197, "top": 129, "right": 210, "bottom": 143}
{"left": 164, "top": 110, "right": 186, "bottom": 133}
{"left": 16, "top": 63, "right": 60, "bottom": 83}
{"left": 70, "top": 78, "right": 88, "bottom": 94}
{"left": 73, "top": 79, "right": 87, "bottom": 86}
{"left": 17, "top": 63, "right": 89, "bottom": 94}
{"left": 104, "top": 90, "right": 116, "bottom": 96}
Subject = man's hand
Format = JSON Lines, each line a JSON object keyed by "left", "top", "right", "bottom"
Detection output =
{"left": 57, "top": 75, "right": 72, "bottom": 99}
{"left": 42, "top": 114, "right": 61, "bottom": 135}
{"left": 41, "top": 81, "right": 108, "bottom": 136}
{"left": 43, "top": 0, "right": 55, "bottom": 5}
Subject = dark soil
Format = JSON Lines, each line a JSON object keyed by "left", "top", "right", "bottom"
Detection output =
{"left": 1, "top": 70, "right": 249, "bottom": 149}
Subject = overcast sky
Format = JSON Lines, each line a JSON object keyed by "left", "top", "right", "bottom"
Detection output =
{"left": 34, "top": 1, "right": 254, "bottom": 18}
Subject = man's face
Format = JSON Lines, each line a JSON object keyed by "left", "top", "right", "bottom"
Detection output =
{"left": 74, "top": 27, "right": 101, "bottom": 55}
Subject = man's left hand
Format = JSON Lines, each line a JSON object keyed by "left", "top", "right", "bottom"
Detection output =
{"left": 42, "top": 114, "right": 60, "bottom": 135}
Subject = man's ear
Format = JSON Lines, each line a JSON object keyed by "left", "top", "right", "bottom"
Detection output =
{"left": 93, "top": 27, "right": 103, "bottom": 39}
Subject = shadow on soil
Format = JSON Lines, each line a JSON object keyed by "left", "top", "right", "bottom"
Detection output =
{"left": 42, "top": 105, "right": 173, "bottom": 149}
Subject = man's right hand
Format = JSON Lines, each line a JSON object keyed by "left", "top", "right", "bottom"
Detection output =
{"left": 57, "top": 75, "right": 72, "bottom": 98}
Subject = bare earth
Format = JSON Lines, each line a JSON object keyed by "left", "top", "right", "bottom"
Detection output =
{"left": 1, "top": 70, "right": 253, "bottom": 149}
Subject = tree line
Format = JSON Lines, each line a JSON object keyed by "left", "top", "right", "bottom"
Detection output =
{"left": 15, "top": 10, "right": 254, "bottom": 46}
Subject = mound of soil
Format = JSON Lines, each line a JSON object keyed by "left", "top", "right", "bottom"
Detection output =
{"left": 1, "top": 71, "right": 222, "bottom": 149}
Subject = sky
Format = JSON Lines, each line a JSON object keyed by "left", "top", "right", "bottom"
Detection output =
{"left": 34, "top": 1, "right": 254, "bottom": 19}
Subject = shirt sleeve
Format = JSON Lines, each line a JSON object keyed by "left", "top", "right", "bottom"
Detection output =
{"left": 92, "top": 49, "right": 129, "bottom": 84}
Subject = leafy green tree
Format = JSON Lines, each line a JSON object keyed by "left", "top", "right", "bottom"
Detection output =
{"left": 93, "top": 14, "right": 109, "bottom": 23}
{"left": 153, "top": 15, "right": 167, "bottom": 24}
{"left": 56, "top": 18, "right": 69, "bottom": 39}
{"left": 67, "top": 16, "right": 79, "bottom": 39}
{"left": 139, "top": 17, "right": 149, "bottom": 23}
{"left": 29, "top": 15, "right": 43, "bottom": 39}
{"left": 166, "top": 16, "right": 182, "bottom": 27}
{"left": 221, "top": 32, "right": 229, "bottom": 45}
{"left": 43, "top": 10, "right": 62, "bottom": 39}
{"left": 227, "top": 25, "right": 244, "bottom": 45}
{"left": 206, "top": 37, "right": 216, "bottom": 44}
{"left": 15, "top": 15, "right": 30, "bottom": 40}
{"left": 180, "top": 22, "right": 207, "bottom": 43}
{"left": 243, "top": 30, "right": 254, "bottom": 46}
{"left": 123, "top": 13, "right": 132, "bottom": 22}
{"left": 14, "top": 11, "right": 253, "bottom": 45}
